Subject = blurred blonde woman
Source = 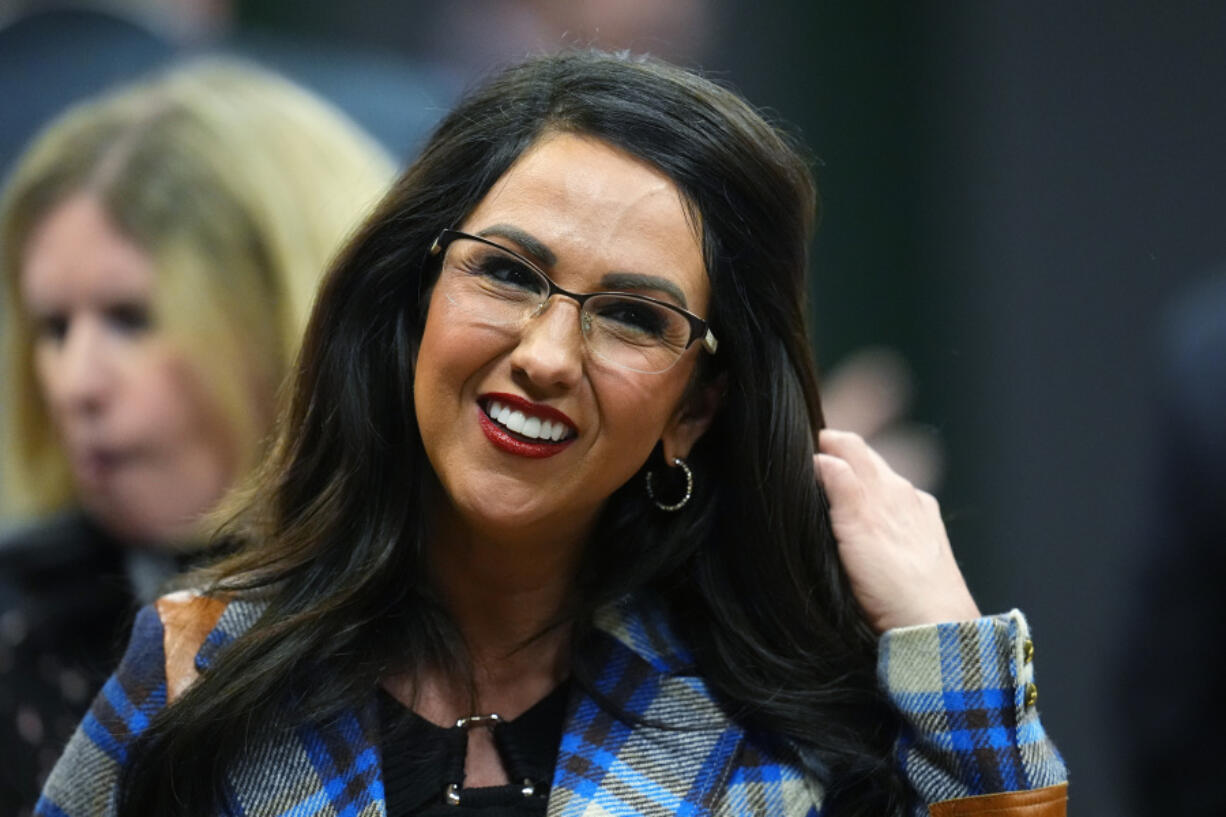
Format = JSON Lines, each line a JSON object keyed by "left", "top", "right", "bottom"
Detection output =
{"left": 0, "top": 59, "right": 394, "bottom": 809}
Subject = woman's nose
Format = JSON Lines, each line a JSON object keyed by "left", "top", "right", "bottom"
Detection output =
{"left": 43, "top": 318, "right": 113, "bottom": 416}
{"left": 508, "top": 297, "right": 584, "bottom": 391}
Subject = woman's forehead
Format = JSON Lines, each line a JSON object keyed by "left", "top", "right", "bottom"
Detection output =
{"left": 459, "top": 133, "right": 709, "bottom": 308}
{"left": 20, "top": 193, "right": 155, "bottom": 307}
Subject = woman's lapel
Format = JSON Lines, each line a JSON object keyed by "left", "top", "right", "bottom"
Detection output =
{"left": 545, "top": 595, "right": 746, "bottom": 817}
{"left": 195, "top": 597, "right": 388, "bottom": 816}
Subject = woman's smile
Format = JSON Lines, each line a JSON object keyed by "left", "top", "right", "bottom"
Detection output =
{"left": 412, "top": 132, "right": 712, "bottom": 540}
{"left": 478, "top": 392, "right": 578, "bottom": 458}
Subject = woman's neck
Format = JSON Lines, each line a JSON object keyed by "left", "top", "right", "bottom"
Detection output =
{"left": 396, "top": 505, "right": 587, "bottom": 722}
{"left": 434, "top": 541, "right": 576, "bottom": 669}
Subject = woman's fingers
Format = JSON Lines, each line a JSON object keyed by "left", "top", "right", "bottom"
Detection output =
{"left": 818, "top": 348, "right": 946, "bottom": 492}
{"left": 815, "top": 427, "right": 980, "bottom": 633}
{"left": 818, "top": 428, "right": 894, "bottom": 486}
{"left": 814, "top": 452, "right": 865, "bottom": 512}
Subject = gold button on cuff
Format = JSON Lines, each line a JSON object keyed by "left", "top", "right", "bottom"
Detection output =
{"left": 1024, "top": 682, "right": 1038, "bottom": 708}
{"left": 1023, "top": 639, "right": 1035, "bottom": 664}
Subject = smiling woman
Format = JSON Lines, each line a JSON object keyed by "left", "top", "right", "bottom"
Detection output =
{"left": 415, "top": 135, "right": 718, "bottom": 546}
{"left": 35, "top": 51, "right": 1066, "bottom": 817}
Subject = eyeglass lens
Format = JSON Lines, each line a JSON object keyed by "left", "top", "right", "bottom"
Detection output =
{"left": 438, "top": 237, "right": 692, "bottom": 374}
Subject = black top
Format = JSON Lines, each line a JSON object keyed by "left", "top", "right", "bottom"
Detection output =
{"left": 378, "top": 681, "right": 569, "bottom": 817}
{"left": 0, "top": 510, "right": 195, "bottom": 816}
{"left": 0, "top": 512, "right": 132, "bottom": 816}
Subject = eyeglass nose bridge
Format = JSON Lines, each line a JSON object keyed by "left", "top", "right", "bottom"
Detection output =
{"left": 527, "top": 279, "right": 595, "bottom": 335}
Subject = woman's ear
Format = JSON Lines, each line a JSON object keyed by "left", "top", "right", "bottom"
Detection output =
{"left": 660, "top": 373, "right": 726, "bottom": 463}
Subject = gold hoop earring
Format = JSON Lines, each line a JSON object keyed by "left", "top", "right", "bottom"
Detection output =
{"left": 646, "top": 457, "right": 693, "bottom": 512}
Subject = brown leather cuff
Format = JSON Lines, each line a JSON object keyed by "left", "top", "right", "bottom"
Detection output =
{"left": 929, "top": 782, "right": 1067, "bottom": 817}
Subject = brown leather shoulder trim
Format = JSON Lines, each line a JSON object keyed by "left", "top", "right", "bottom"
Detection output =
{"left": 155, "top": 591, "right": 228, "bottom": 704}
{"left": 929, "top": 782, "right": 1067, "bottom": 817}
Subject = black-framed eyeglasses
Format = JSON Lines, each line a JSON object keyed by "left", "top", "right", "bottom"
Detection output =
{"left": 429, "top": 229, "right": 718, "bottom": 374}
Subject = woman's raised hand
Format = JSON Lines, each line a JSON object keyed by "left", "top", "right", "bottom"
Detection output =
{"left": 815, "top": 429, "right": 981, "bottom": 634}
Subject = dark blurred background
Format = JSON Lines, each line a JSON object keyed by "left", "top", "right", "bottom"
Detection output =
{"left": 6, "top": 2, "right": 1226, "bottom": 814}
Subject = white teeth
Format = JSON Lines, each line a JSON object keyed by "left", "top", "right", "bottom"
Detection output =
{"left": 484, "top": 399, "right": 573, "bottom": 441}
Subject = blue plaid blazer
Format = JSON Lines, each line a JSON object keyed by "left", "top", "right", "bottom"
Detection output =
{"left": 35, "top": 593, "right": 1065, "bottom": 817}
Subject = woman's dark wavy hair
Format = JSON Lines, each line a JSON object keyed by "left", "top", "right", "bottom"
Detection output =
{"left": 119, "top": 50, "right": 912, "bottom": 816}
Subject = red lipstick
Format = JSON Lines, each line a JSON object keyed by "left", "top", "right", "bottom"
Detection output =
{"left": 478, "top": 392, "right": 577, "bottom": 459}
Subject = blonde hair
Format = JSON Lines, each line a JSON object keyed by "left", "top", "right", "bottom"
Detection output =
{"left": 0, "top": 59, "right": 396, "bottom": 522}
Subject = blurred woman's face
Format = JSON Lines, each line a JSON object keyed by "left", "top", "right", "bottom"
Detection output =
{"left": 19, "top": 193, "right": 235, "bottom": 545}
{"left": 414, "top": 133, "right": 714, "bottom": 548}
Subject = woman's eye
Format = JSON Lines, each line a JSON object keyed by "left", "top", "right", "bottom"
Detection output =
{"left": 595, "top": 300, "right": 669, "bottom": 337}
{"left": 105, "top": 302, "right": 152, "bottom": 334}
{"left": 34, "top": 313, "right": 68, "bottom": 342}
{"left": 475, "top": 256, "right": 544, "bottom": 292}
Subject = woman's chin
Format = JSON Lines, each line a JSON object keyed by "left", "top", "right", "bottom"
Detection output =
{"left": 441, "top": 484, "right": 599, "bottom": 550}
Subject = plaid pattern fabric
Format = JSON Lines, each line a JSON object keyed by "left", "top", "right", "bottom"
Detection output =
{"left": 879, "top": 609, "right": 1067, "bottom": 814}
{"left": 222, "top": 707, "right": 385, "bottom": 817}
{"left": 36, "top": 596, "right": 1064, "bottom": 817}
{"left": 550, "top": 597, "right": 741, "bottom": 817}
{"left": 713, "top": 740, "right": 821, "bottom": 817}
{"left": 33, "top": 606, "right": 166, "bottom": 817}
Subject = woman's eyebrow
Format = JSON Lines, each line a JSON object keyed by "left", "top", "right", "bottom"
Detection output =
{"left": 599, "top": 272, "right": 688, "bottom": 308}
{"left": 476, "top": 224, "right": 556, "bottom": 266}
{"left": 475, "top": 223, "right": 689, "bottom": 307}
